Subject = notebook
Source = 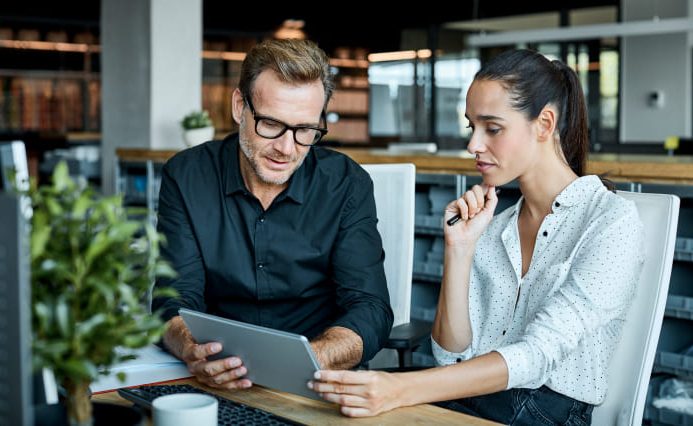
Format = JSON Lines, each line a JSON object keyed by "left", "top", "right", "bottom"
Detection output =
{"left": 179, "top": 308, "right": 322, "bottom": 401}
{"left": 89, "top": 345, "right": 191, "bottom": 393}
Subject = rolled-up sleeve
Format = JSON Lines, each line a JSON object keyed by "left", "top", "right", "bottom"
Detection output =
{"left": 432, "top": 336, "right": 473, "bottom": 365}
{"left": 152, "top": 163, "right": 207, "bottom": 322}
{"left": 329, "top": 174, "right": 394, "bottom": 363}
{"left": 495, "top": 208, "right": 645, "bottom": 389}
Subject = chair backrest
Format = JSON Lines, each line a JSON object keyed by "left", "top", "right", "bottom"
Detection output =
{"left": 592, "top": 191, "right": 680, "bottom": 426}
{"left": 361, "top": 163, "right": 416, "bottom": 327}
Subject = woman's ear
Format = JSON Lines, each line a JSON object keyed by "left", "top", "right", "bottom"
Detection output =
{"left": 231, "top": 88, "right": 245, "bottom": 125}
{"left": 536, "top": 106, "right": 558, "bottom": 143}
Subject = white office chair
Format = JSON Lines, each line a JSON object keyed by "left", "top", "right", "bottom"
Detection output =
{"left": 592, "top": 191, "right": 680, "bottom": 426}
{"left": 361, "top": 163, "right": 426, "bottom": 368}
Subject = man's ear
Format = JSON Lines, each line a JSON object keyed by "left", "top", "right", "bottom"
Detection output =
{"left": 231, "top": 88, "right": 245, "bottom": 125}
{"left": 536, "top": 105, "right": 558, "bottom": 142}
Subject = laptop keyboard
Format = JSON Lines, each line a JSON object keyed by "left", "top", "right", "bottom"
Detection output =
{"left": 118, "top": 384, "right": 302, "bottom": 425}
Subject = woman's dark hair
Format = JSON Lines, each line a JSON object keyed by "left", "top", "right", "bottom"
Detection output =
{"left": 475, "top": 49, "right": 588, "bottom": 178}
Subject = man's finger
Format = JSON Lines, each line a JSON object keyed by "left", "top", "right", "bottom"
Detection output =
{"left": 190, "top": 357, "right": 232, "bottom": 377}
{"left": 198, "top": 375, "right": 252, "bottom": 390}
{"left": 189, "top": 342, "right": 222, "bottom": 361}
{"left": 219, "top": 378, "right": 252, "bottom": 390}
{"left": 207, "top": 366, "right": 247, "bottom": 385}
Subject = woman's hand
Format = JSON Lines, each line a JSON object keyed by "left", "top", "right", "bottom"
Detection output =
{"left": 444, "top": 184, "right": 498, "bottom": 247}
{"left": 308, "top": 370, "right": 406, "bottom": 417}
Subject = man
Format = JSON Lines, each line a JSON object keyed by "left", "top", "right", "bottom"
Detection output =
{"left": 153, "top": 39, "right": 393, "bottom": 391}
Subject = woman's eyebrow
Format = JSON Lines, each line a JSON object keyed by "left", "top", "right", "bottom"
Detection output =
{"left": 465, "top": 114, "right": 505, "bottom": 122}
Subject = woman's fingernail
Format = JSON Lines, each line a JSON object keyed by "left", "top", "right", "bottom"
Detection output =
{"left": 314, "top": 371, "right": 321, "bottom": 380}
{"left": 307, "top": 381, "right": 313, "bottom": 389}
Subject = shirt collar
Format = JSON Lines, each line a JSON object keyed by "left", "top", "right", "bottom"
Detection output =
{"left": 222, "top": 133, "right": 308, "bottom": 204}
{"left": 553, "top": 175, "right": 602, "bottom": 208}
{"left": 507, "top": 174, "right": 603, "bottom": 215}
{"left": 223, "top": 134, "right": 247, "bottom": 196}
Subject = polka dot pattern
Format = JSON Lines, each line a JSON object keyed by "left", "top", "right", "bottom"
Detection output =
{"left": 431, "top": 175, "right": 645, "bottom": 405}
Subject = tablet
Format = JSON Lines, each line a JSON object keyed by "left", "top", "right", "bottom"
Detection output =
{"left": 178, "top": 308, "right": 322, "bottom": 400}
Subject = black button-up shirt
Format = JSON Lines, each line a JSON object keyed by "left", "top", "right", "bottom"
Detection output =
{"left": 153, "top": 134, "right": 393, "bottom": 362}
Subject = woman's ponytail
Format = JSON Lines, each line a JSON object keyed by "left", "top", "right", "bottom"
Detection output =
{"left": 552, "top": 60, "right": 588, "bottom": 178}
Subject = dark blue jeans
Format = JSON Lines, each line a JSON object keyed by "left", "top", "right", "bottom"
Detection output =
{"left": 435, "top": 386, "right": 593, "bottom": 425}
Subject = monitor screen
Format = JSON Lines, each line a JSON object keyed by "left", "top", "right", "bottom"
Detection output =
{"left": 0, "top": 141, "right": 30, "bottom": 192}
{"left": 0, "top": 193, "right": 33, "bottom": 426}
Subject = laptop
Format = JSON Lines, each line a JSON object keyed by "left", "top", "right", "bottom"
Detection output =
{"left": 178, "top": 308, "right": 322, "bottom": 400}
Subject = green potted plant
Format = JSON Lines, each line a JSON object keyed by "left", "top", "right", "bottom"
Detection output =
{"left": 28, "top": 162, "right": 176, "bottom": 425}
{"left": 181, "top": 110, "right": 215, "bottom": 147}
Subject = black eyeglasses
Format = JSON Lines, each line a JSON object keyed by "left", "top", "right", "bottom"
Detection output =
{"left": 244, "top": 96, "right": 328, "bottom": 147}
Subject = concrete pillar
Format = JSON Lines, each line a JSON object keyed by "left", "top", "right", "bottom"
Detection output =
{"left": 101, "top": 0, "right": 202, "bottom": 193}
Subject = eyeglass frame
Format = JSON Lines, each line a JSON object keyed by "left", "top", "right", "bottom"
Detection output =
{"left": 243, "top": 95, "right": 328, "bottom": 147}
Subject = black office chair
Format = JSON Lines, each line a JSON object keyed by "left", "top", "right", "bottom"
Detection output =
{"left": 384, "top": 319, "right": 431, "bottom": 368}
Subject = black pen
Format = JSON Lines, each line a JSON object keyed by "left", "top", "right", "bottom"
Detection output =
{"left": 446, "top": 189, "right": 501, "bottom": 226}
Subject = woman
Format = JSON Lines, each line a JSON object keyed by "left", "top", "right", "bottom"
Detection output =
{"left": 308, "top": 49, "right": 645, "bottom": 425}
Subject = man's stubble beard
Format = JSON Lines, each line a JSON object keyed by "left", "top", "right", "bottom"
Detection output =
{"left": 238, "top": 117, "right": 308, "bottom": 186}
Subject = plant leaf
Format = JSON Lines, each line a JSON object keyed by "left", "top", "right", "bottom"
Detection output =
{"left": 55, "top": 297, "right": 71, "bottom": 338}
{"left": 63, "top": 358, "right": 98, "bottom": 381}
{"left": 52, "top": 161, "right": 71, "bottom": 191}
{"left": 76, "top": 314, "right": 106, "bottom": 337}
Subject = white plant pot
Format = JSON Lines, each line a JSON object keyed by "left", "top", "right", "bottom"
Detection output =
{"left": 183, "top": 126, "right": 215, "bottom": 147}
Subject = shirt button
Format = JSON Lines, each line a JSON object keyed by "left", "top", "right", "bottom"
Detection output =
{"left": 543, "top": 231, "right": 548, "bottom": 237}
{"left": 257, "top": 263, "right": 264, "bottom": 269}
{"left": 259, "top": 216, "right": 265, "bottom": 223}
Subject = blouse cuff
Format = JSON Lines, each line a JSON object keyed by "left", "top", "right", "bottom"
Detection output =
{"left": 431, "top": 336, "right": 473, "bottom": 366}
{"left": 495, "top": 342, "right": 535, "bottom": 390}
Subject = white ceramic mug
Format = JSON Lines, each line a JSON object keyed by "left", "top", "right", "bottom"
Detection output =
{"left": 152, "top": 393, "right": 218, "bottom": 426}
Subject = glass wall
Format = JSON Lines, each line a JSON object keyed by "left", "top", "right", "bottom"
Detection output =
{"left": 368, "top": 60, "right": 416, "bottom": 138}
{"left": 434, "top": 53, "right": 480, "bottom": 141}
{"left": 368, "top": 40, "right": 620, "bottom": 151}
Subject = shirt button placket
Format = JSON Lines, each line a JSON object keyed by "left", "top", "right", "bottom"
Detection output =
{"left": 255, "top": 213, "right": 267, "bottom": 299}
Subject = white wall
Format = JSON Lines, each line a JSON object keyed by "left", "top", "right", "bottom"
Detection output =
{"left": 150, "top": 0, "right": 201, "bottom": 150}
{"left": 620, "top": 0, "right": 692, "bottom": 142}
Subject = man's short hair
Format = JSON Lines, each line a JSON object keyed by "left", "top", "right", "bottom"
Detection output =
{"left": 238, "top": 39, "right": 335, "bottom": 110}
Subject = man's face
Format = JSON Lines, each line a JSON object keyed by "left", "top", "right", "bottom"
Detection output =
{"left": 234, "top": 70, "right": 325, "bottom": 187}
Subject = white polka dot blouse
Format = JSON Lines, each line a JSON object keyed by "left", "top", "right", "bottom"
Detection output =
{"left": 432, "top": 175, "right": 645, "bottom": 405}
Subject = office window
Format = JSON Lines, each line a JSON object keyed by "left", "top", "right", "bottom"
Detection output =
{"left": 434, "top": 54, "right": 481, "bottom": 140}
{"left": 369, "top": 61, "right": 416, "bottom": 137}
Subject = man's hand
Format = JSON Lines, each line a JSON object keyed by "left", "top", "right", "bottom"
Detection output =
{"left": 163, "top": 316, "right": 252, "bottom": 390}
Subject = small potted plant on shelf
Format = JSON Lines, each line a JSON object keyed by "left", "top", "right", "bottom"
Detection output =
{"left": 181, "top": 110, "right": 215, "bottom": 147}
{"left": 28, "top": 162, "right": 176, "bottom": 425}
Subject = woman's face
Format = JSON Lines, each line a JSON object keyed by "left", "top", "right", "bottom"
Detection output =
{"left": 465, "top": 79, "right": 539, "bottom": 187}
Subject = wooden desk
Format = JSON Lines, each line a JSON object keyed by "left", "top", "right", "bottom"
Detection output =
{"left": 94, "top": 378, "right": 499, "bottom": 425}
{"left": 116, "top": 147, "right": 693, "bottom": 185}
